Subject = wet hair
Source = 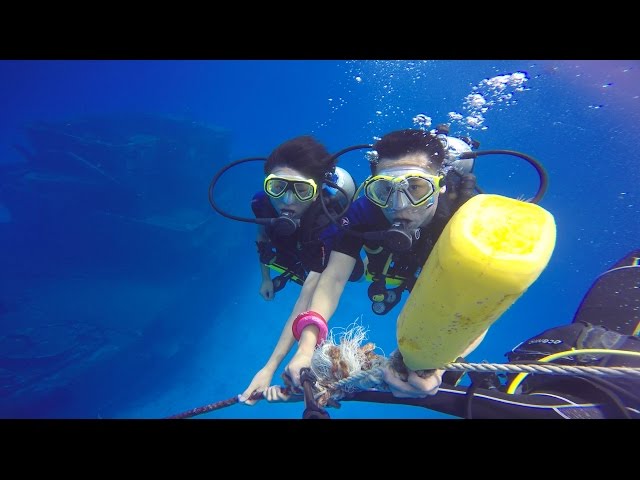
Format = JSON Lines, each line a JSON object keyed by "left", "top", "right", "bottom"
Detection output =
{"left": 370, "top": 129, "right": 445, "bottom": 174}
{"left": 264, "top": 135, "right": 334, "bottom": 185}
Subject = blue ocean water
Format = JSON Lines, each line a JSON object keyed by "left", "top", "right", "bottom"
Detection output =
{"left": 0, "top": 59, "right": 638, "bottom": 419}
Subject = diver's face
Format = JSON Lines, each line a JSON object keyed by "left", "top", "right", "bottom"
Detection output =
{"left": 374, "top": 154, "right": 444, "bottom": 231}
{"left": 267, "top": 166, "right": 318, "bottom": 219}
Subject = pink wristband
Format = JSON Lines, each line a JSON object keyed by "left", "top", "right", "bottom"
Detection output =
{"left": 292, "top": 311, "right": 328, "bottom": 346}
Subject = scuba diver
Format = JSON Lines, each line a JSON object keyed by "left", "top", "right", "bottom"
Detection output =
{"left": 268, "top": 126, "right": 549, "bottom": 397}
{"left": 350, "top": 125, "right": 481, "bottom": 316}
{"left": 208, "top": 135, "right": 360, "bottom": 301}
{"left": 208, "top": 135, "right": 361, "bottom": 405}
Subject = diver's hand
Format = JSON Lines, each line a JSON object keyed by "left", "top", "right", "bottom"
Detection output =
{"left": 382, "top": 364, "right": 444, "bottom": 398}
{"left": 239, "top": 367, "right": 275, "bottom": 405}
{"left": 263, "top": 385, "right": 291, "bottom": 402}
{"left": 283, "top": 350, "right": 314, "bottom": 389}
{"left": 259, "top": 279, "right": 275, "bottom": 301}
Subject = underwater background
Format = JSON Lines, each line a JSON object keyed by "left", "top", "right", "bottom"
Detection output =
{"left": 0, "top": 59, "right": 638, "bottom": 419}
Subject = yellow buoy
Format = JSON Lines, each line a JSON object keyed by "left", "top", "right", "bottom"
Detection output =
{"left": 396, "top": 194, "right": 556, "bottom": 371}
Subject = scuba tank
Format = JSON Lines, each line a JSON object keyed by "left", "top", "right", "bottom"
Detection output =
{"left": 324, "top": 166, "right": 357, "bottom": 210}
{"left": 435, "top": 123, "right": 479, "bottom": 177}
{"left": 435, "top": 123, "right": 479, "bottom": 203}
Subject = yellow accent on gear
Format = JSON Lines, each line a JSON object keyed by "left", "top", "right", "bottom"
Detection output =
{"left": 396, "top": 194, "right": 557, "bottom": 371}
{"left": 265, "top": 262, "right": 303, "bottom": 284}
{"left": 362, "top": 245, "right": 405, "bottom": 287}
{"left": 364, "top": 269, "right": 404, "bottom": 287}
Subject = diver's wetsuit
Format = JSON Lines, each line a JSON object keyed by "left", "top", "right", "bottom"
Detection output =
{"left": 331, "top": 177, "right": 474, "bottom": 314}
{"left": 252, "top": 190, "right": 362, "bottom": 292}
{"left": 345, "top": 249, "right": 640, "bottom": 419}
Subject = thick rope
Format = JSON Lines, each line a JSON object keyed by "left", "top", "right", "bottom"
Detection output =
{"left": 165, "top": 388, "right": 299, "bottom": 419}
{"left": 323, "top": 362, "right": 640, "bottom": 393}
{"left": 444, "top": 362, "right": 640, "bottom": 378}
{"left": 166, "top": 395, "right": 240, "bottom": 419}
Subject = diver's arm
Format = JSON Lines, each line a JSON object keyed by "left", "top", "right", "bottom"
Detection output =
{"left": 282, "top": 251, "right": 357, "bottom": 388}
{"left": 240, "top": 272, "right": 321, "bottom": 404}
{"left": 295, "top": 252, "right": 356, "bottom": 357}
{"left": 266, "top": 271, "right": 322, "bottom": 369}
{"left": 259, "top": 263, "right": 271, "bottom": 283}
{"left": 308, "top": 251, "right": 357, "bottom": 321}
{"left": 383, "top": 324, "right": 490, "bottom": 398}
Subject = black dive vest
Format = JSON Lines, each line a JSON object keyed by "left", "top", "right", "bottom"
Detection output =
{"left": 254, "top": 193, "right": 343, "bottom": 289}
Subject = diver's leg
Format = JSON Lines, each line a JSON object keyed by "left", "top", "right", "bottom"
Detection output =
{"left": 572, "top": 249, "right": 640, "bottom": 335}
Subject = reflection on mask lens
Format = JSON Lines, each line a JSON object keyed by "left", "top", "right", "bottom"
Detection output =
{"left": 365, "top": 174, "right": 436, "bottom": 208}
{"left": 264, "top": 174, "right": 317, "bottom": 202}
